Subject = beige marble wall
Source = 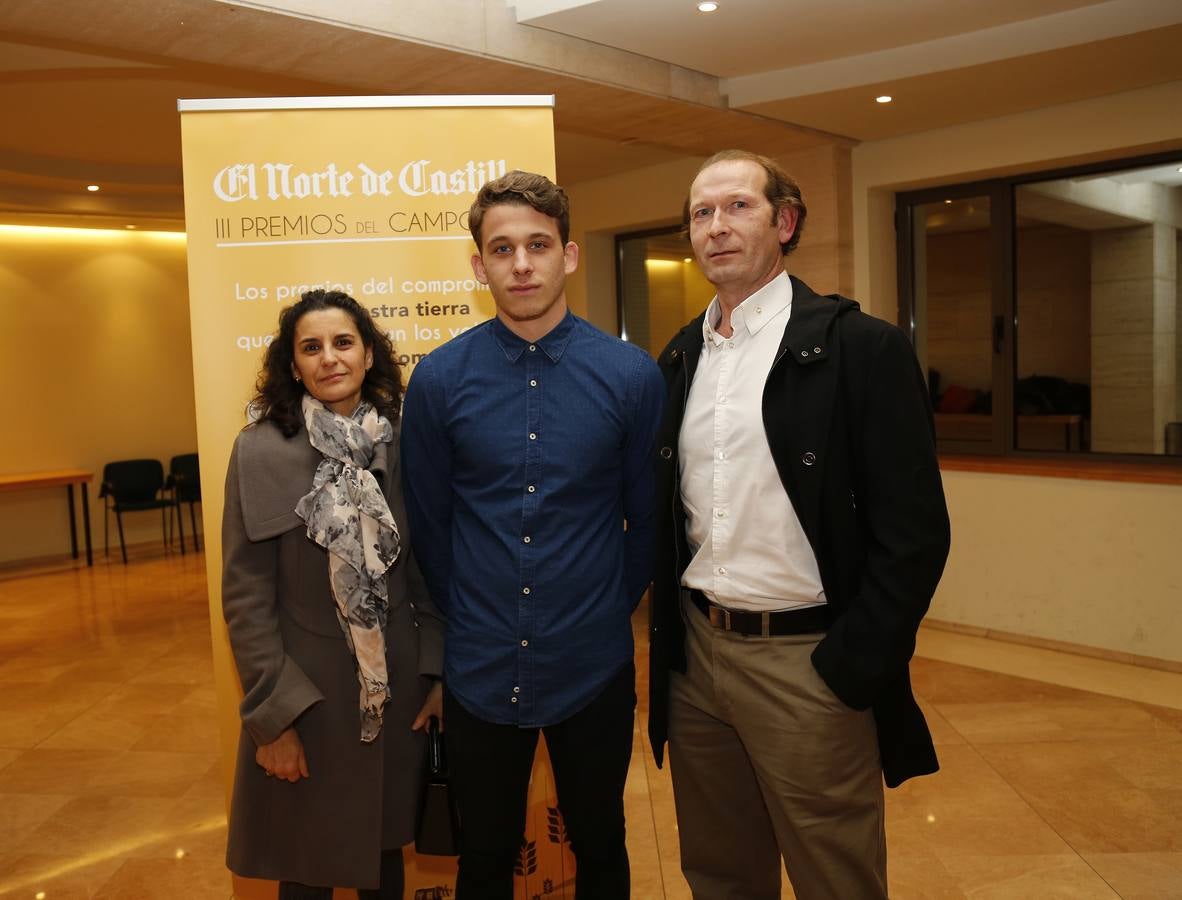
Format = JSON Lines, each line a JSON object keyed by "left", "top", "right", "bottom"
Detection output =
{"left": 781, "top": 144, "right": 855, "bottom": 299}
{"left": 1090, "top": 223, "right": 1177, "bottom": 453}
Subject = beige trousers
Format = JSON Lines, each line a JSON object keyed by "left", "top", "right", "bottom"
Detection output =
{"left": 668, "top": 597, "right": 887, "bottom": 900}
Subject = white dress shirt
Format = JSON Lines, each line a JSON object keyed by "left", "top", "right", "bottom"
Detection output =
{"left": 679, "top": 272, "right": 827, "bottom": 612}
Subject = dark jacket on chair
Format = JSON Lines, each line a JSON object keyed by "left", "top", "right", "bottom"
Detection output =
{"left": 648, "top": 275, "right": 951, "bottom": 788}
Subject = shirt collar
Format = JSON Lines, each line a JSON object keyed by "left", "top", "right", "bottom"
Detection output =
{"left": 490, "top": 309, "right": 577, "bottom": 363}
{"left": 701, "top": 271, "right": 793, "bottom": 346}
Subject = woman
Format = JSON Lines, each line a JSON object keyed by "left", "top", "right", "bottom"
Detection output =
{"left": 222, "top": 289, "right": 444, "bottom": 899}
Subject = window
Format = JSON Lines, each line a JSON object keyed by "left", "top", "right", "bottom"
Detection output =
{"left": 615, "top": 227, "right": 714, "bottom": 357}
{"left": 898, "top": 152, "right": 1182, "bottom": 460}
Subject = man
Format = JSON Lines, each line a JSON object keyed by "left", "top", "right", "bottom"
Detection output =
{"left": 649, "top": 149, "right": 951, "bottom": 899}
{"left": 402, "top": 170, "right": 663, "bottom": 898}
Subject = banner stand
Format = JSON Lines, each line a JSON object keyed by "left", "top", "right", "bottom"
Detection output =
{"left": 179, "top": 95, "right": 569, "bottom": 898}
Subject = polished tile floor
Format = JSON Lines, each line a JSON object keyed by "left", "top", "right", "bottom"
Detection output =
{"left": 1, "top": 550, "right": 1180, "bottom": 899}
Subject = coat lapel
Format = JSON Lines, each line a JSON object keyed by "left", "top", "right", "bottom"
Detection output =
{"left": 236, "top": 424, "right": 316, "bottom": 541}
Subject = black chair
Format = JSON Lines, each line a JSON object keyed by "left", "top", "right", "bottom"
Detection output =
{"left": 167, "top": 453, "right": 202, "bottom": 553}
{"left": 100, "top": 459, "right": 173, "bottom": 564}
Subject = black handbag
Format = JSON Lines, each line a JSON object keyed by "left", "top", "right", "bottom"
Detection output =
{"left": 415, "top": 716, "right": 460, "bottom": 856}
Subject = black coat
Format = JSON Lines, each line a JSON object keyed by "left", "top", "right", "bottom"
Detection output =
{"left": 649, "top": 276, "right": 950, "bottom": 788}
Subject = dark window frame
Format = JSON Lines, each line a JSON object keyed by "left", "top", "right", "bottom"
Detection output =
{"left": 613, "top": 223, "right": 688, "bottom": 347}
{"left": 896, "top": 148, "right": 1182, "bottom": 465}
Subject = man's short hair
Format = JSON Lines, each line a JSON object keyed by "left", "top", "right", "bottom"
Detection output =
{"left": 468, "top": 170, "right": 571, "bottom": 248}
{"left": 682, "top": 149, "right": 808, "bottom": 255}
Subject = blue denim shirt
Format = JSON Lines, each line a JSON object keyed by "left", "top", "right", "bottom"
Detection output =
{"left": 402, "top": 311, "right": 664, "bottom": 727}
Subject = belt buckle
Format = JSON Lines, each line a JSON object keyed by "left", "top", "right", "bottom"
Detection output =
{"left": 708, "top": 604, "right": 731, "bottom": 630}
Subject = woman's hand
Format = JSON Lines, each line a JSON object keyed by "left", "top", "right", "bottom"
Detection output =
{"left": 256, "top": 727, "right": 309, "bottom": 782}
{"left": 411, "top": 680, "right": 444, "bottom": 732}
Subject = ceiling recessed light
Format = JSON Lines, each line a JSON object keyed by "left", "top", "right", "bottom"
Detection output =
{"left": 944, "top": 199, "right": 952, "bottom": 205}
{"left": 698, "top": 1, "right": 719, "bottom": 11}
{"left": 125, "top": 224, "right": 137, "bottom": 229}
{"left": 683, "top": 257, "right": 692, "bottom": 263}
{"left": 876, "top": 95, "right": 892, "bottom": 104}
{"left": 86, "top": 184, "right": 100, "bottom": 192}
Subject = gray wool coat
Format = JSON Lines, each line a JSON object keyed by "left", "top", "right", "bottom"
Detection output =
{"left": 221, "top": 418, "right": 445, "bottom": 890}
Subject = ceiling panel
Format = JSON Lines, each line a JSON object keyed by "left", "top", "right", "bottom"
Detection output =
{"left": 514, "top": 0, "right": 1112, "bottom": 76}
{"left": 0, "top": 0, "right": 830, "bottom": 225}
{"left": 739, "top": 25, "right": 1182, "bottom": 141}
{"left": 2, "top": 0, "right": 1178, "bottom": 227}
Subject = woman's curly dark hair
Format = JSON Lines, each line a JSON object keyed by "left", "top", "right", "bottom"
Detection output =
{"left": 249, "top": 289, "right": 403, "bottom": 436}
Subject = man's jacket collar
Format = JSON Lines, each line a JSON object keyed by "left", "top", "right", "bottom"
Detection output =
{"left": 659, "top": 275, "right": 860, "bottom": 368}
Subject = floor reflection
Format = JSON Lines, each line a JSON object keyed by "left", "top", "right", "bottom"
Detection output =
{"left": 0, "top": 550, "right": 1179, "bottom": 898}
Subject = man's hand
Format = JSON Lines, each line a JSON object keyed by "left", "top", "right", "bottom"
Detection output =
{"left": 256, "top": 727, "right": 309, "bottom": 782}
{"left": 411, "top": 681, "right": 444, "bottom": 732}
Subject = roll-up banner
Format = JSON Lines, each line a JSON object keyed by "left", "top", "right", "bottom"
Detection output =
{"left": 178, "top": 96, "right": 573, "bottom": 898}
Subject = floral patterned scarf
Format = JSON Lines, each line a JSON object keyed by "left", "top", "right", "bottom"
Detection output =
{"left": 295, "top": 394, "right": 400, "bottom": 742}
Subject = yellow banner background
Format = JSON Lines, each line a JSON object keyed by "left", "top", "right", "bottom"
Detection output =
{"left": 179, "top": 98, "right": 572, "bottom": 898}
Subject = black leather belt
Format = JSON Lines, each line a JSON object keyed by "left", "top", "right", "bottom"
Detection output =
{"left": 685, "top": 588, "right": 828, "bottom": 637}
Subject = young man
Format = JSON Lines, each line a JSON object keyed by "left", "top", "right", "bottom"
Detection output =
{"left": 402, "top": 170, "right": 663, "bottom": 899}
{"left": 648, "top": 150, "right": 951, "bottom": 899}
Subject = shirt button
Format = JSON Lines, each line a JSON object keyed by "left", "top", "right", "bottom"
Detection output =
{"left": 529, "top": 432, "right": 537, "bottom": 440}
{"left": 726, "top": 341, "right": 734, "bottom": 349}
{"left": 719, "top": 396, "right": 727, "bottom": 404}
{"left": 527, "top": 485, "right": 536, "bottom": 493}
{"left": 513, "top": 686, "right": 520, "bottom": 693}
{"left": 801, "top": 350, "right": 809, "bottom": 357}
{"left": 717, "top": 566, "right": 727, "bottom": 575}
{"left": 718, "top": 451, "right": 727, "bottom": 460}
{"left": 755, "top": 306, "right": 763, "bottom": 314}
{"left": 802, "top": 451, "right": 817, "bottom": 466}
{"left": 813, "top": 346, "right": 822, "bottom": 354}
{"left": 522, "top": 587, "right": 531, "bottom": 595}
{"left": 530, "top": 379, "right": 538, "bottom": 387}
{"left": 521, "top": 639, "right": 529, "bottom": 647}
{"left": 529, "top": 344, "right": 537, "bottom": 352}
{"left": 511, "top": 696, "right": 518, "bottom": 703}
{"left": 523, "top": 536, "right": 531, "bottom": 544}
{"left": 716, "top": 509, "right": 726, "bottom": 518}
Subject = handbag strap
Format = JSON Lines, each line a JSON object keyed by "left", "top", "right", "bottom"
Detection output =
{"left": 426, "top": 716, "right": 447, "bottom": 778}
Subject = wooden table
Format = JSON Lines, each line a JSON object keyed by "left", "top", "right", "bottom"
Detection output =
{"left": 0, "top": 469, "right": 94, "bottom": 565}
